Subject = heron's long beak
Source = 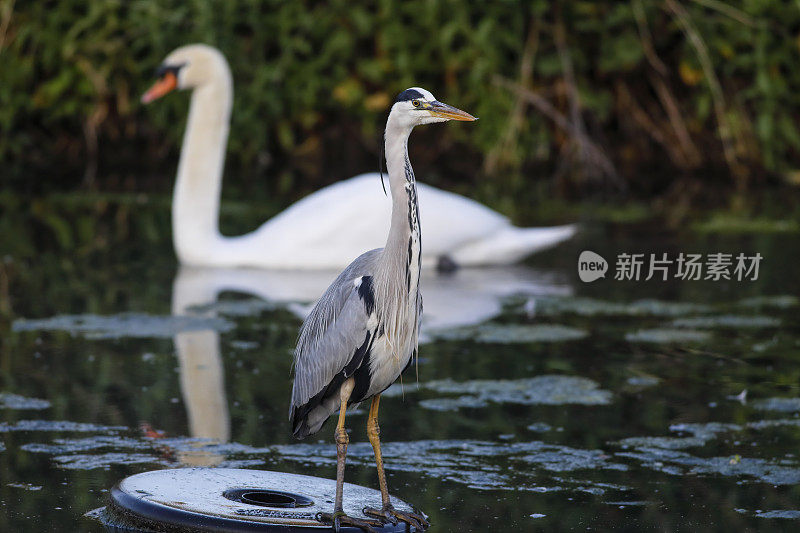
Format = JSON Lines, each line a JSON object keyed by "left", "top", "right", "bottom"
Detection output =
{"left": 141, "top": 71, "right": 178, "bottom": 104}
{"left": 428, "top": 101, "right": 477, "bottom": 121}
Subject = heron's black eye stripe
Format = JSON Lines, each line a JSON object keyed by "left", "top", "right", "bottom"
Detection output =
{"left": 395, "top": 88, "right": 424, "bottom": 102}
{"left": 154, "top": 63, "right": 185, "bottom": 79}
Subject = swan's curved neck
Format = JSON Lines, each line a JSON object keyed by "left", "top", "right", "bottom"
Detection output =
{"left": 172, "top": 67, "right": 233, "bottom": 265}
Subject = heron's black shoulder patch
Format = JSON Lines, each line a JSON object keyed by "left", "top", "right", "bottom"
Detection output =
{"left": 395, "top": 88, "right": 424, "bottom": 103}
{"left": 350, "top": 334, "right": 376, "bottom": 403}
{"left": 358, "top": 276, "right": 375, "bottom": 315}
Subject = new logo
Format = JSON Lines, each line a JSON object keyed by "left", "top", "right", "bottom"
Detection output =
{"left": 578, "top": 251, "right": 608, "bottom": 282}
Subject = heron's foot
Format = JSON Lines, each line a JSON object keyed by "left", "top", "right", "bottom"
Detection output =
{"left": 364, "top": 504, "right": 430, "bottom": 531}
{"left": 317, "top": 510, "right": 382, "bottom": 533}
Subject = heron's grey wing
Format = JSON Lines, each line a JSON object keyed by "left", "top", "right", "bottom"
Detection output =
{"left": 294, "top": 249, "right": 380, "bottom": 365}
{"left": 289, "top": 249, "right": 380, "bottom": 435}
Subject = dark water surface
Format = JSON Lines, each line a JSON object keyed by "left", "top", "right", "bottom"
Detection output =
{"left": 2, "top": 214, "right": 800, "bottom": 532}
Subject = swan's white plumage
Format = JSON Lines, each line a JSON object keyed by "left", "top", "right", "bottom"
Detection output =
{"left": 230, "top": 173, "right": 576, "bottom": 269}
{"left": 155, "top": 44, "right": 575, "bottom": 270}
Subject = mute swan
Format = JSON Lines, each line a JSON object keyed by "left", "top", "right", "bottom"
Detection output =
{"left": 142, "top": 44, "right": 576, "bottom": 270}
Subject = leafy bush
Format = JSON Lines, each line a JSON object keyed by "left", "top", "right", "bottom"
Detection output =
{"left": 2, "top": 0, "right": 800, "bottom": 207}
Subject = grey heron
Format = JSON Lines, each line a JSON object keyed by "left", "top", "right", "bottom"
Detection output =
{"left": 289, "top": 87, "right": 476, "bottom": 532}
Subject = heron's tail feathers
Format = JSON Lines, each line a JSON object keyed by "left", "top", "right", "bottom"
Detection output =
{"left": 291, "top": 420, "right": 315, "bottom": 440}
{"left": 290, "top": 396, "right": 339, "bottom": 440}
{"left": 450, "top": 224, "right": 577, "bottom": 266}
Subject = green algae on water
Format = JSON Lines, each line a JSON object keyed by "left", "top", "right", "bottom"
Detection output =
{"left": 755, "top": 510, "right": 800, "bottom": 520}
{"left": 430, "top": 323, "right": 588, "bottom": 343}
{"left": 189, "top": 298, "right": 280, "bottom": 317}
{"left": 737, "top": 295, "right": 799, "bottom": 309}
{"left": 625, "top": 376, "right": 660, "bottom": 388}
{"left": 747, "top": 419, "right": 800, "bottom": 430}
{"left": 53, "top": 452, "right": 169, "bottom": 470}
{"left": 671, "top": 315, "right": 781, "bottom": 329}
{"left": 7, "top": 483, "right": 42, "bottom": 491}
{"left": 752, "top": 397, "right": 800, "bottom": 413}
{"left": 0, "top": 393, "right": 51, "bottom": 410}
{"left": 527, "top": 422, "right": 556, "bottom": 433}
{"left": 271, "top": 439, "right": 628, "bottom": 494}
{"left": 617, "top": 422, "right": 741, "bottom": 450}
{"left": 399, "top": 375, "right": 612, "bottom": 411}
{"left": 616, "top": 447, "right": 800, "bottom": 485}
{"left": 21, "top": 436, "right": 150, "bottom": 454}
{"left": 531, "top": 297, "right": 712, "bottom": 317}
{"left": 230, "top": 340, "right": 260, "bottom": 350}
{"left": 615, "top": 421, "right": 800, "bottom": 486}
{"left": 12, "top": 313, "right": 235, "bottom": 339}
{"left": 0, "top": 420, "right": 127, "bottom": 433}
{"left": 625, "top": 328, "right": 711, "bottom": 343}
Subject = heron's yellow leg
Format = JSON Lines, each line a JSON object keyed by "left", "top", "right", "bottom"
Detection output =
{"left": 318, "top": 378, "right": 383, "bottom": 532}
{"left": 334, "top": 377, "right": 354, "bottom": 515}
{"left": 366, "top": 395, "right": 390, "bottom": 508}
{"left": 364, "top": 394, "right": 430, "bottom": 530}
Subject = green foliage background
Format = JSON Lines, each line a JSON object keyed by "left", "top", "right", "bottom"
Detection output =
{"left": 3, "top": 0, "right": 800, "bottom": 212}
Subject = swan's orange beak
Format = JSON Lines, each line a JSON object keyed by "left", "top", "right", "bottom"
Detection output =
{"left": 141, "top": 71, "right": 178, "bottom": 104}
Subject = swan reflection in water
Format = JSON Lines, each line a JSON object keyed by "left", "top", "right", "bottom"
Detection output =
{"left": 170, "top": 265, "right": 572, "bottom": 465}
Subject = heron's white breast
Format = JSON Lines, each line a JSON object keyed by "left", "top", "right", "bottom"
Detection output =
{"left": 366, "top": 335, "right": 413, "bottom": 398}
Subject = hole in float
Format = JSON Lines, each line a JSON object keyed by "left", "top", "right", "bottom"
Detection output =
{"left": 223, "top": 489, "right": 313, "bottom": 508}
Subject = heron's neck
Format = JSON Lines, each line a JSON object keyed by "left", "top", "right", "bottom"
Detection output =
{"left": 379, "top": 115, "right": 422, "bottom": 306}
{"left": 172, "top": 69, "right": 232, "bottom": 264}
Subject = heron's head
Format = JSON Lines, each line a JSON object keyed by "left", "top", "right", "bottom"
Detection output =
{"left": 141, "top": 44, "right": 230, "bottom": 104}
{"left": 388, "top": 87, "right": 477, "bottom": 128}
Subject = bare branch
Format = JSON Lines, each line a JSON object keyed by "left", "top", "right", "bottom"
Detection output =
{"left": 553, "top": 7, "right": 583, "bottom": 148}
{"left": 484, "top": 16, "right": 540, "bottom": 175}
{"left": 689, "top": 0, "right": 760, "bottom": 27}
{"left": 616, "top": 82, "right": 672, "bottom": 158}
{"left": 494, "top": 76, "right": 619, "bottom": 186}
{"left": 0, "top": 0, "right": 16, "bottom": 51}
{"left": 631, "top": 0, "right": 669, "bottom": 76}
{"left": 664, "top": 0, "right": 745, "bottom": 185}
{"left": 648, "top": 73, "right": 702, "bottom": 167}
